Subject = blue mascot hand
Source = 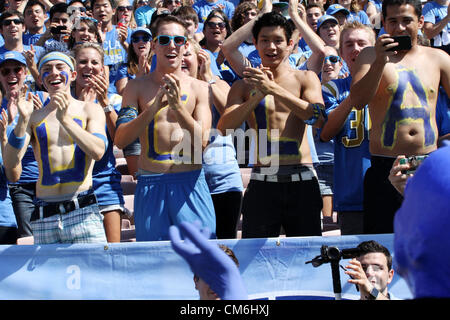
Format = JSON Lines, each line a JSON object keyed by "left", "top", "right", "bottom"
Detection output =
{"left": 169, "top": 221, "right": 248, "bottom": 300}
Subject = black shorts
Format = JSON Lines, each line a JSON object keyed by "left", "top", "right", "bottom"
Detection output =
{"left": 363, "top": 156, "right": 404, "bottom": 234}
{"left": 241, "top": 165, "right": 323, "bottom": 238}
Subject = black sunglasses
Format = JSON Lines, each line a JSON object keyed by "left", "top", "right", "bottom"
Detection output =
{"left": 155, "top": 35, "right": 186, "bottom": 46}
{"left": 0, "top": 66, "right": 23, "bottom": 77}
{"left": 206, "top": 21, "right": 226, "bottom": 29}
{"left": 2, "top": 19, "right": 23, "bottom": 26}
{"left": 131, "top": 34, "right": 151, "bottom": 43}
{"left": 117, "top": 5, "right": 132, "bottom": 11}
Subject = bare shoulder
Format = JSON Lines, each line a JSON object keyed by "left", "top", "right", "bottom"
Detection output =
{"left": 80, "top": 100, "right": 104, "bottom": 119}
{"left": 293, "top": 69, "right": 321, "bottom": 86}
{"left": 420, "top": 45, "right": 450, "bottom": 64}
{"left": 188, "top": 75, "right": 209, "bottom": 92}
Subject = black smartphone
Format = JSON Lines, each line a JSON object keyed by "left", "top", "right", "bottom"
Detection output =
{"left": 50, "top": 25, "right": 67, "bottom": 35}
{"left": 387, "top": 35, "right": 412, "bottom": 51}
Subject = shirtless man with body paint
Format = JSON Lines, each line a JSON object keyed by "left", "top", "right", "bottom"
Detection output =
{"left": 350, "top": 0, "right": 450, "bottom": 234}
{"left": 114, "top": 15, "right": 216, "bottom": 241}
{"left": 4, "top": 51, "right": 108, "bottom": 244}
{"left": 217, "top": 11, "right": 326, "bottom": 239}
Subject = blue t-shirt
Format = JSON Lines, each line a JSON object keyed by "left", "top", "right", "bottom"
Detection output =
{"left": 322, "top": 76, "right": 371, "bottom": 212}
{"left": 193, "top": 0, "right": 235, "bottom": 23}
{"left": 348, "top": 10, "right": 371, "bottom": 26}
{"left": 134, "top": 5, "right": 156, "bottom": 27}
{"left": 23, "top": 32, "right": 43, "bottom": 46}
{"left": 423, "top": 1, "right": 450, "bottom": 47}
{"left": 206, "top": 48, "right": 239, "bottom": 86}
{"left": 103, "top": 25, "right": 131, "bottom": 94}
{"left": 238, "top": 42, "right": 255, "bottom": 57}
{"left": 203, "top": 105, "right": 243, "bottom": 194}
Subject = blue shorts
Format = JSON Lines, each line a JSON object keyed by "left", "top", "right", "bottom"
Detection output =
{"left": 314, "top": 163, "right": 334, "bottom": 196}
{"left": 134, "top": 169, "right": 216, "bottom": 241}
{"left": 93, "top": 170, "right": 124, "bottom": 208}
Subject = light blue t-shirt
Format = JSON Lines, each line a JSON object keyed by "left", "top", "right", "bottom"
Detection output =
{"left": 103, "top": 25, "right": 131, "bottom": 94}
{"left": 193, "top": 0, "right": 235, "bottom": 23}
{"left": 423, "top": 1, "right": 450, "bottom": 47}
{"left": 134, "top": 5, "right": 156, "bottom": 27}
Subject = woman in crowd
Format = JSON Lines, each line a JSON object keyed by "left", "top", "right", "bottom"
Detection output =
{"left": 200, "top": 9, "right": 238, "bottom": 86}
{"left": 182, "top": 39, "right": 243, "bottom": 239}
{"left": 72, "top": 42, "right": 128, "bottom": 242}
{"left": 114, "top": 27, "right": 152, "bottom": 178}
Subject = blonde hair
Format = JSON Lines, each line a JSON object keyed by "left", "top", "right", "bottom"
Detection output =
{"left": 339, "top": 20, "right": 376, "bottom": 52}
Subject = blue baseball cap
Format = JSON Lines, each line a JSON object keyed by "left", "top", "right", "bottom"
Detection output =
{"left": 394, "top": 141, "right": 450, "bottom": 298}
{"left": 0, "top": 50, "right": 27, "bottom": 67}
{"left": 316, "top": 15, "right": 339, "bottom": 32}
{"left": 326, "top": 4, "right": 350, "bottom": 17}
{"left": 130, "top": 27, "right": 152, "bottom": 39}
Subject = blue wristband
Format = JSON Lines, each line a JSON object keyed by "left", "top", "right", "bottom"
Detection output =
{"left": 8, "top": 130, "right": 26, "bottom": 149}
{"left": 93, "top": 133, "right": 108, "bottom": 151}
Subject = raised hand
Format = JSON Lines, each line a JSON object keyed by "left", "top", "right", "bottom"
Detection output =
{"left": 54, "top": 91, "right": 71, "bottom": 123}
{"left": 197, "top": 49, "right": 213, "bottom": 82}
{"left": 0, "top": 109, "right": 9, "bottom": 143}
{"left": 16, "top": 84, "right": 34, "bottom": 120}
{"left": 137, "top": 54, "right": 150, "bottom": 77}
{"left": 162, "top": 73, "right": 182, "bottom": 110}
{"left": 169, "top": 221, "right": 248, "bottom": 300}
{"left": 87, "top": 73, "right": 109, "bottom": 107}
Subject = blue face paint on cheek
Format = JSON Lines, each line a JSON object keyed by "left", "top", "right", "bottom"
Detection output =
{"left": 61, "top": 71, "right": 69, "bottom": 85}
{"left": 42, "top": 71, "right": 50, "bottom": 83}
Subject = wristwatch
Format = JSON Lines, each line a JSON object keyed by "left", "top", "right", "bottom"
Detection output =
{"left": 367, "top": 287, "right": 379, "bottom": 300}
{"left": 103, "top": 104, "right": 114, "bottom": 113}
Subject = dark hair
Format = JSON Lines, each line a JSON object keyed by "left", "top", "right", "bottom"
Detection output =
{"left": 24, "top": 0, "right": 46, "bottom": 16}
{"left": 126, "top": 30, "right": 152, "bottom": 75}
{"left": 151, "top": 14, "right": 187, "bottom": 38}
{"left": 231, "top": 1, "right": 257, "bottom": 32}
{"left": 50, "top": 3, "right": 69, "bottom": 21}
{"left": 357, "top": 240, "right": 393, "bottom": 270}
{"left": 68, "top": 17, "right": 102, "bottom": 49}
{"left": 203, "top": 9, "right": 232, "bottom": 38}
{"left": 306, "top": 3, "right": 325, "bottom": 14}
{"left": 0, "top": 10, "right": 24, "bottom": 27}
{"left": 252, "top": 11, "right": 293, "bottom": 43}
{"left": 382, "top": 0, "right": 422, "bottom": 20}
{"left": 91, "top": 0, "right": 117, "bottom": 10}
{"left": 172, "top": 5, "right": 199, "bottom": 25}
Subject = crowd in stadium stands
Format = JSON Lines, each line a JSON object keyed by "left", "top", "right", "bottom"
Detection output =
{"left": 0, "top": 0, "right": 448, "bottom": 247}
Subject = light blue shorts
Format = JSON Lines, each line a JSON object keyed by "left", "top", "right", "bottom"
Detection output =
{"left": 134, "top": 169, "right": 216, "bottom": 241}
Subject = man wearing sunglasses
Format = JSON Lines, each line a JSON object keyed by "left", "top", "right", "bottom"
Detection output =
{"left": 115, "top": 15, "right": 215, "bottom": 242}
{"left": 320, "top": 22, "right": 375, "bottom": 235}
{"left": 4, "top": 51, "right": 108, "bottom": 244}
{"left": 0, "top": 10, "right": 44, "bottom": 92}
